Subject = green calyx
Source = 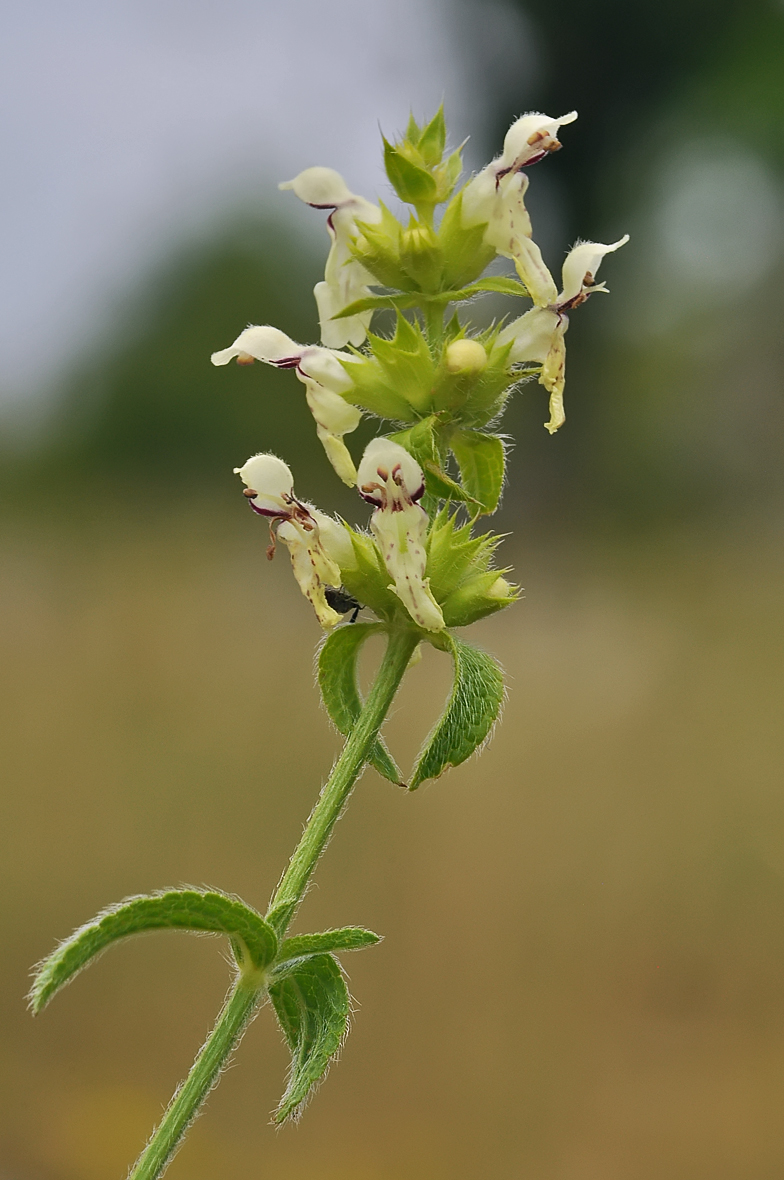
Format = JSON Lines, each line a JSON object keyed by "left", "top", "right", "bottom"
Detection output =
{"left": 426, "top": 509, "right": 519, "bottom": 627}
{"left": 339, "top": 528, "right": 401, "bottom": 622}
{"left": 437, "top": 190, "right": 496, "bottom": 290}
{"left": 327, "top": 508, "right": 517, "bottom": 637}
{"left": 341, "top": 314, "right": 432, "bottom": 419}
{"left": 340, "top": 314, "right": 516, "bottom": 431}
{"left": 383, "top": 106, "right": 462, "bottom": 220}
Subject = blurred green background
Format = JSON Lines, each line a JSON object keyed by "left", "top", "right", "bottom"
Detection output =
{"left": 2, "top": 2, "right": 784, "bottom": 1178}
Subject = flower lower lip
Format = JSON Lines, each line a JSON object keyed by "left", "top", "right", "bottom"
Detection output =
{"left": 248, "top": 502, "right": 289, "bottom": 519}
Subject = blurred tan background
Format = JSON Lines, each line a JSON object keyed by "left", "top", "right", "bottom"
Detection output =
{"left": 2, "top": 2, "right": 784, "bottom": 1178}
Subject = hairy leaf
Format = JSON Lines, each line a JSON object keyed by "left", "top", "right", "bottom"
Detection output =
{"left": 410, "top": 635, "right": 505, "bottom": 789}
{"left": 275, "top": 927, "right": 380, "bottom": 970}
{"left": 265, "top": 899, "right": 298, "bottom": 937}
{"left": 335, "top": 275, "right": 529, "bottom": 320}
{"left": 318, "top": 624, "right": 403, "bottom": 784}
{"left": 465, "top": 275, "right": 530, "bottom": 297}
{"left": 421, "top": 459, "right": 481, "bottom": 507}
{"left": 391, "top": 418, "right": 481, "bottom": 509}
{"left": 449, "top": 430, "right": 506, "bottom": 514}
{"left": 269, "top": 953, "right": 350, "bottom": 1122}
{"left": 332, "top": 291, "right": 422, "bottom": 319}
{"left": 30, "top": 890, "right": 278, "bottom": 1012}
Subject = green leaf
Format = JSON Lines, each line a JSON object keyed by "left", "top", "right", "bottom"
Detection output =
{"left": 275, "top": 927, "right": 381, "bottom": 970}
{"left": 466, "top": 275, "right": 530, "bottom": 297}
{"left": 390, "top": 418, "right": 481, "bottom": 508}
{"left": 417, "top": 106, "right": 446, "bottom": 167}
{"left": 426, "top": 276, "right": 530, "bottom": 305}
{"left": 421, "top": 459, "right": 482, "bottom": 508}
{"left": 410, "top": 635, "right": 505, "bottom": 789}
{"left": 269, "top": 953, "right": 350, "bottom": 1122}
{"left": 449, "top": 430, "right": 506, "bottom": 514}
{"left": 318, "top": 624, "right": 403, "bottom": 784}
{"left": 383, "top": 137, "right": 438, "bottom": 206}
{"left": 30, "top": 890, "right": 278, "bottom": 1012}
{"left": 333, "top": 291, "right": 422, "bottom": 319}
{"left": 336, "top": 275, "right": 529, "bottom": 320}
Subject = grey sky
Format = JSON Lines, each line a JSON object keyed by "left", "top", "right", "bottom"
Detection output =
{"left": 0, "top": 0, "right": 531, "bottom": 410}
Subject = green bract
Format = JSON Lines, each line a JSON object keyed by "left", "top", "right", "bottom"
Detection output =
{"left": 383, "top": 105, "right": 462, "bottom": 219}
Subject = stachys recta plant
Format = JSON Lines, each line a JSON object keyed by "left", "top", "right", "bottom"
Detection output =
{"left": 31, "top": 106, "right": 627, "bottom": 1180}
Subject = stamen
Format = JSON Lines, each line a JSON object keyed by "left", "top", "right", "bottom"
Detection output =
{"left": 236, "top": 352, "right": 255, "bottom": 365}
{"left": 242, "top": 488, "right": 257, "bottom": 498}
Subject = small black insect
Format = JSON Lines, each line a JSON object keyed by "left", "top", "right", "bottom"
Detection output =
{"left": 325, "top": 586, "right": 363, "bottom": 623}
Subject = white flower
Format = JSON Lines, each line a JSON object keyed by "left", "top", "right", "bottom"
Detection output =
{"left": 212, "top": 325, "right": 362, "bottom": 485}
{"left": 494, "top": 111, "right": 578, "bottom": 174}
{"left": 310, "top": 509, "right": 357, "bottom": 571}
{"left": 280, "top": 166, "right": 382, "bottom": 349}
{"left": 461, "top": 111, "right": 577, "bottom": 278}
{"left": 357, "top": 439, "right": 444, "bottom": 632}
{"left": 234, "top": 453, "right": 344, "bottom": 629}
{"left": 497, "top": 235, "right": 629, "bottom": 433}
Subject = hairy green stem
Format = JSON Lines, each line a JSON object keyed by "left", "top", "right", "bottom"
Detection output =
{"left": 126, "top": 625, "right": 419, "bottom": 1180}
{"left": 128, "top": 980, "right": 261, "bottom": 1180}
{"left": 423, "top": 301, "right": 444, "bottom": 351}
{"left": 268, "top": 625, "right": 420, "bottom": 931}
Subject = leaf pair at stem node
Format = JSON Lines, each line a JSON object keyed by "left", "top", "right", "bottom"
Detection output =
{"left": 318, "top": 622, "right": 505, "bottom": 790}
{"left": 29, "top": 888, "right": 379, "bottom": 1124}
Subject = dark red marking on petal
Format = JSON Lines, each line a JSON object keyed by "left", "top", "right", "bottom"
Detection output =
{"left": 248, "top": 500, "right": 290, "bottom": 520}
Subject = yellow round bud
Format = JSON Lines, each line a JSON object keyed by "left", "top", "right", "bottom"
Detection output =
{"left": 487, "top": 576, "right": 512, "bottom": 600}
{"left": 401, "top": 224, "right": 437, "bottom": 255}
{"left": 445, "top": 339, "right": 488, "bottom": 374}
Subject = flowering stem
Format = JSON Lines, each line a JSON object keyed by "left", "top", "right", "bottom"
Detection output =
{"left": 423, "top": 302, "right": 444, "bottom": 351}
{"left": 127, "top": 978, "right": 262, "bottom": 1180}
{"left": 126, "top": 624, "right": 419, "bottom": 1180}
{"left": 267, "top": 624, "right": 420, "bottom": 932}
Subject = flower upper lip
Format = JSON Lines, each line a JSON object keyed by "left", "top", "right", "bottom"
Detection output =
{"left": 280, "top": 166, "right": 382, "bottom": 350}
{"left": 211, "top": 326, "right": 362, "bottom": 486}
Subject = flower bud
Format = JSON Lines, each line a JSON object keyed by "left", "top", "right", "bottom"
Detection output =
{"left": 445, "top": 339, "right": 487, "bottom": 375}
{"left": 440, "top": 570, "right": 519, "bottom": 628}
{"left": 400, "top": 222, "right": 443, "bottom": 291}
